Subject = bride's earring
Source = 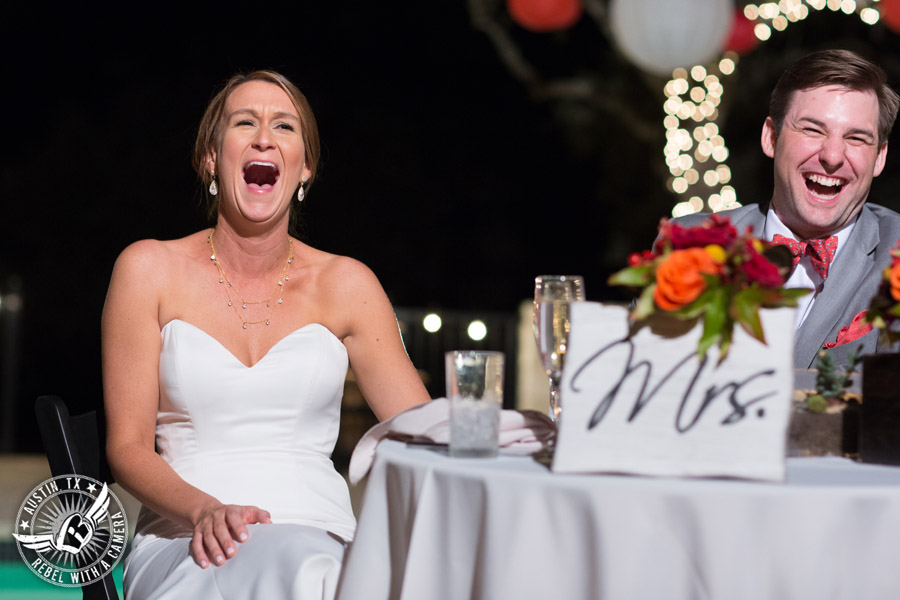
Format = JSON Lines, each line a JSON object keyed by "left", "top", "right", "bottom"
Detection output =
{"left": 297, "top": 176, "right": 308, "bottom": 202}
{"left": 209, "top": 173, "right": 218, "bottom": 196}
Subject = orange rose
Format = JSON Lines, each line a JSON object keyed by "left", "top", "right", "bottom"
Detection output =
{"left": 654, "top": 248, "right": 720, "bottom": 311}
{"left": 890, "top": 262, "right": 900, "bottom": 302}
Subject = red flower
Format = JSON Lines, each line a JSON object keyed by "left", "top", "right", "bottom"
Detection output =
{"left": 628, "top": 250, "right": 655, "bottom": 266}
{"left": 742, "top": 243, "right": 784, "bottom": 287}
{"left": 661, "top": 215, "right": 738, "bottom": 250}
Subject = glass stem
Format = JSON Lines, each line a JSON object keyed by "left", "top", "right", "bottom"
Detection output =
{"left": 548, "top": 373, "right": 562, "bottom": 422}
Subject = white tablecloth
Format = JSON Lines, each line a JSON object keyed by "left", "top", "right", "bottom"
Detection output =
{"left": 337, "top": 440, "right": 900, "bottom": 600}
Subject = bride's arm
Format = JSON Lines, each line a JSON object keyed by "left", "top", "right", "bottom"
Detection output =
{"left": 332, "top": 258, "right": 431, "bottom": 421}
{"left": 102, "top": 240, "right": 270, "bottom": 568}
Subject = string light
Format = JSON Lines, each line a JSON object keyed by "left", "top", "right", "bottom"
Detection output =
{"left": 663, "top": 55, "right": 739, "bottom": 214}
{"left": 745, "top": 0, "right": 876, "bottom": 36}
{"left": 665, "top": 0, "right": 881, "bottom": 216}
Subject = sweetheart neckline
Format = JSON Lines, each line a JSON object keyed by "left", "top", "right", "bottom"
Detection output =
{"left": 161, "top": 319, "right": 344, "bottom": 369}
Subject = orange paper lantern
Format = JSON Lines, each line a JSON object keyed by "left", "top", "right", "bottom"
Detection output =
{"left": 507, "top": 0, "right": 582, "bottom": 32}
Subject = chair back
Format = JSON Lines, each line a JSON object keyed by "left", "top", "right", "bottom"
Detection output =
{"left": 33, "top": 395, "right": 121, "bottom": 600}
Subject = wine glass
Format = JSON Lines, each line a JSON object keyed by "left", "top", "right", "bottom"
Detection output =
{"left": 533, "top": 275, "right": 585, "bottom": 422}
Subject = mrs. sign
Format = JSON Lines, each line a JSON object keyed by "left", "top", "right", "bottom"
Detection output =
{"left": 551, "top": 302, "right": 794, "bottom": 481}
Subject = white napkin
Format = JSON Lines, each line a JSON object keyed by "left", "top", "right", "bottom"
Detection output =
{"left": 348, "top": 398, "right": 556, "bottom": 484}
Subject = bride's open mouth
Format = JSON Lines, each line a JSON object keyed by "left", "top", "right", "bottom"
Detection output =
{"left": 243, "top": 161, "right": 280, "bottom": 192}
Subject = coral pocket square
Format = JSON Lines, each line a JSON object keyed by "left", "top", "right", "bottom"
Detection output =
{"left": 823, "top": 310, "right": 873, "bottom": 349}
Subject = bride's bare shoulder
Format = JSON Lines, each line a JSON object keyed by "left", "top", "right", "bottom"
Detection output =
{"left": 304, "top": 246, "right": 379, "bottom": 290}
{"left": 111, "top": 231, "right": 209, "bottom": 282}
{"left": 117, "top": 231, "right": 207, "bottom": 263}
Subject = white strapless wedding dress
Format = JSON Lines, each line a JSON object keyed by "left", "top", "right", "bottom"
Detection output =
{"left": 124, "top": 320, "right": 356, "bottom": 600}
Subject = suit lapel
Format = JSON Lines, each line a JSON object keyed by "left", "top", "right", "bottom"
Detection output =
{"left": 793, "top": 207, "right": 880, "bottom": 367}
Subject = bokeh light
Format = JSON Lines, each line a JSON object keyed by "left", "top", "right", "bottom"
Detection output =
{"left": 423, "top": 313, "right": 442, "bottom": 333}
{"left": 467, "top": 320, "right": 487, "bottom": 341}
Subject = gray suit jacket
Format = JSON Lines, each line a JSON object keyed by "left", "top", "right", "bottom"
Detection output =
{"left": 675, "top": 203, "right": 900, "bottom": 368}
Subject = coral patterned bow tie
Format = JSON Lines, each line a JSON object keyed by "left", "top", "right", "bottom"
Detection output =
{"left": 771, "top": 233, "right": 838, "bottom": 280}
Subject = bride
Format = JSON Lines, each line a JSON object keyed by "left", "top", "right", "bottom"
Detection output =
{"left": 102, "top": 70, "right": 430, "bottom": 599}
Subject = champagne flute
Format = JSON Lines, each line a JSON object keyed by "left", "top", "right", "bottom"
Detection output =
{"left": 533, "top": 275, "right": 585, "bottom": 422}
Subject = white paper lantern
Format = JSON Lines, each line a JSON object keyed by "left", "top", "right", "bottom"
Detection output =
{"left": 609, "top": 0, "right": 733, "bottom": 77}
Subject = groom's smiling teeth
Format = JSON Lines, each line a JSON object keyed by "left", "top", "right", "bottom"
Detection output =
{"left": 243, "top": 161, "right": 280, "bottom": 189}
{"left": 805, "top": 173, "right": 844, "bottom": 200}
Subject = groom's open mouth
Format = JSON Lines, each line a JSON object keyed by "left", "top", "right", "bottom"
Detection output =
{"left": 805, "top": 173, "right": 845, "bottom": 201}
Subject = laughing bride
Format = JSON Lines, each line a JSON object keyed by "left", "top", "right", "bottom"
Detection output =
{"left": 102, "top": 70, "right": 430, "bottom": 599}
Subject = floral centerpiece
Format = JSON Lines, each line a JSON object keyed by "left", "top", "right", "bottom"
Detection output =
{"left": 863, "top": 240, "right": 900, "bottom": 346}
{"left": 608, "top": 215, "right": 810, "bottom": 361}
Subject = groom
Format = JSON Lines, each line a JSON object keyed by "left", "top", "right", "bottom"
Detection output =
{"left": 675, "top": 49, "right": 900, "bottom": 369}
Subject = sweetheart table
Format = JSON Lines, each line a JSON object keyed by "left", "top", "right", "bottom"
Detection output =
{"left": 336, "top": 439, "right": 900, "bottom": 600}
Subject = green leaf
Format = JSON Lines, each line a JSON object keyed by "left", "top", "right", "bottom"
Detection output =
{"left": 781, "top": 287, "right": 813, "bottom": 300}
{"left": 889, "top": 303, "right": 900, "bottom": 318}
{"left": 764, "top": 287, "right": 812, "bottom": 308}
{"left": 697, "top": 329, "right": 718, "bottom": 360}
{"left": 672, "top": 277, "right": 722, "bottom": 319}
{"left": 632, "top": 284, "right": 657, "bottom": 321}
{"left": 715, "top": 320, "right": 734, "bottom": 364}
{"left": 732, "top": 287, "right": 765, "bottom": 343}
{"left": 608, "top": 265, "right": 652, "bottom": 287}
{"left": 697, "top": 287, "right": 728, "bottom": 359}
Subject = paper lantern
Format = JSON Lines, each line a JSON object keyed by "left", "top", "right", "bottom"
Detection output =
{"left": 882, "top": 0, "right": 900, "bottom": 34}
{"left": 609, "top": 0, "right": 733, "bottom": 77}
{"left": 725, "top": 9, "right": 758, "bottom": 55}
{"left": 507, "top": 0, "right": 582, "bottom": 32}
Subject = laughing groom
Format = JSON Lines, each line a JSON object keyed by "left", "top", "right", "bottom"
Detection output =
{"left": 675, "top": 49, "right": 900, "bottom": 368}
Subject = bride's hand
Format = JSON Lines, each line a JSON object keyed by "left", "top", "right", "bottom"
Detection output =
{"left": 189, "top": 503, "right": 272, "bottom": 568}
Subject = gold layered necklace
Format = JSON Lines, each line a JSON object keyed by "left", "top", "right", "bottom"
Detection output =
{"left": 207, "top": 229, "right": 294, "bottom": 329}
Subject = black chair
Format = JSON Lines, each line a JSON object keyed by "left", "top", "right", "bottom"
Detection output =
{"left": 34, "top": 395, "right": 121, "bottom": 600}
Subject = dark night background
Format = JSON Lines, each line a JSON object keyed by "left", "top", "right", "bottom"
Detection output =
{"left": 4, "top": 2, "right": 900, "bottom": 452}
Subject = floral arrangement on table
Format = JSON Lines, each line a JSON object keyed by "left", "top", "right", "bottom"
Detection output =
{"left": 863, "top": 240, "right": 900, "bottom": 346}
{"left": 608, "top": 215, "right": 810, "bottom": 360}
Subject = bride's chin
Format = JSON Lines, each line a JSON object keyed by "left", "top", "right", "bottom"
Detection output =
{"left": 235, "top": 202, "right": 291, "bottom": 225}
